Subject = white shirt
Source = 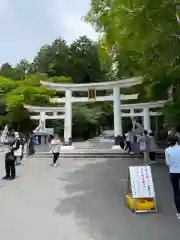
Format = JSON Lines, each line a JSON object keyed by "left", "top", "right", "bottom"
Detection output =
{"left": 165, "top": 145, "right": 180, "bottom": 173}
{"left": 51, "top": 139, "right": 61, "bottom": 153}
{"left": 125, "top": 132, "right": 132, "bottom": 142}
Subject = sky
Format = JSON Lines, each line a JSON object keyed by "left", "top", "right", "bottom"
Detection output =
{"left": 0, "top": 0, "right": 98, "bottom": 65}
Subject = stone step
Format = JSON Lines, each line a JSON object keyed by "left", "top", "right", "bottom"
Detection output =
{"left": 34, "top": 148, "right": 165, "bottom": 153}
{"left": 29, "top": 150, "right": 164, "bottom": 159}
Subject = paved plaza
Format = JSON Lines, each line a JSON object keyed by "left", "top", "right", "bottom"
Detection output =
{"left": 0, "top": 151, "right": 179, "bottom": 240}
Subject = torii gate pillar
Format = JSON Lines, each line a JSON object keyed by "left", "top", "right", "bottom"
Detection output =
{"left": 111, "top": 86, "right": 123, "bottom": 150}
{"left": 61, "top": 89, "right": 75, "bottom": 151}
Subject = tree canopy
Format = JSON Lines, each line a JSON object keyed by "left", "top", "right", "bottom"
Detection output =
{"left": 86, "top": 0, "right": 180, "bottom": 126}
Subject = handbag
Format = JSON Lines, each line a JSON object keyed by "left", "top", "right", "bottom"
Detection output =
{"left": 13, "top": 138, "right": 23, "bottom": 157}
{"left": 14, "top": 145, "right": 22, "bottom": 157}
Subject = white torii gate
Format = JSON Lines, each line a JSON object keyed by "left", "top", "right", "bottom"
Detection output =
{"left": 24, "top": 77, "right": 166, "bottom": 150}
{"left": 41, "top": 77, "right": 142, "bottom": 150}
{"left": 24, "top": 105, "right": 65, "bottom": 133}
{"left": 25, "top": 101, "right": 164, "bottom": 134}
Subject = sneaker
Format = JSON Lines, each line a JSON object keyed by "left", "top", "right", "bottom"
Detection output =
{"left": 2, "top": 176, "right": 10, "bottom": 180}
{"left": 129, "top": 152, "right": 134, "bottom": 155}
{"left": 53, "top": 164, "right": 58, "bottom": 167}
{"left": 176, "top": 213, "right": 180, "bottom": 219}
{"left": 9, "top": 176, "right": 16, "bottom": 180}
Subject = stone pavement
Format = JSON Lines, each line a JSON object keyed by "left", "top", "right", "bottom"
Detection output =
{"left": 0, "top": 152, "right": 179, "bottom": 240}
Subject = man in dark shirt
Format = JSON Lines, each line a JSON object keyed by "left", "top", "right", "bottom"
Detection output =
{"left": 2, "top": 132, "right": 20, "bottom": 180}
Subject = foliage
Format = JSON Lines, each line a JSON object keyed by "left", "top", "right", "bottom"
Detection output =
{"left": 86, "top": 0, "right": 180, "bottom": 126}
{"left": 72, "top": 103, "right": 112, "bottom": 139}
{"left": 48, "top": 76, "right": 73, "bottom": 84}
{"left": 0, "top": 77, "right": 17, "bottom": 94}
{"left": 86, "top": 0, "right": 179, "bottom": 85}
{"left": 69, "top": 36, "right": 106, "bottom": 83}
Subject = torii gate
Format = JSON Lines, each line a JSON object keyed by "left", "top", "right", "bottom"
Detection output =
{"left": 24, "top": 77, "right": 166, "bottom": 150}
{"left": 25, "top": 101, "right": 164, "bottom": 134}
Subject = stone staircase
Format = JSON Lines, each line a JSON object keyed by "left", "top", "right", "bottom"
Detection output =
{"left": 26, "top": 136, "right": 165, "bottom": 160}
{"left": 28, "top": 148, "right": 165, "bottom": 159}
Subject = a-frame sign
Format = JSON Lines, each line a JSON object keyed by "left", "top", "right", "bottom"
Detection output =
{"left": 125, "top": 166, "right": 157, "bottom": 213}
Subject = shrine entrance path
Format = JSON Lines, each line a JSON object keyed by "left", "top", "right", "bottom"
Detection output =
{"left": 0, "top": 152, "right": 178, "bottom": 240}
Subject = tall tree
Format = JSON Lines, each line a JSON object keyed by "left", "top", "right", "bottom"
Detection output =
{"left": 33, "top": 38, "right": 70, "bottom": 77}
{"left": 0, "top": 63, "right": 15, "bottom": 79}
{"left": 70, "top": 36, "right": 105, "bottom": 83}
{"left": 14, "top": 59, "right": 31, "bottom": 79}
{"left": 86, "top": 0, "right": 180, "bottom": 125}
{"left": 86, "top": 0, "right": 180, "bottom": 95}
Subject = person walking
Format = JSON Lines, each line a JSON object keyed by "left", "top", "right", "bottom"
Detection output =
{"left": 50, "top": 134, "right": 61, "bottom": 167}
{"left": 165, "top": 136, "right": 180, "bottom": 219}
{"left": 125, "top": 130, "right": 133, "bottom": 154}
{"left": 148, "top": 131, "right": 157, "bottom": 164}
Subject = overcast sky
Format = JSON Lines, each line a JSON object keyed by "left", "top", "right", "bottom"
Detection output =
{"left": 0, "top": 0, "right": 98, "bottom": 65}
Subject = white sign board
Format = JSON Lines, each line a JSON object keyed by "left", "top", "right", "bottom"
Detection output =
{"left": 129, "top": 166, "right": 155, "bottom": 198}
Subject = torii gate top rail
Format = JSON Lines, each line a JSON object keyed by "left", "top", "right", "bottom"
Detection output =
{"left": 41, "top": 77, "right": 142, "bottom": 91}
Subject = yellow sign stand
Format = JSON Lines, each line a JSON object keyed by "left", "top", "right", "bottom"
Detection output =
{"left": 125, "top": 166, "right": 157, "bottom": 213}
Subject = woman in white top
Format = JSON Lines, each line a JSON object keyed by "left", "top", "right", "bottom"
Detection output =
{"left": 50, "top": 134, "right": 61, "bottom": 167}
{"left": 125, "top": 131, "right": 133, "bottom": 154}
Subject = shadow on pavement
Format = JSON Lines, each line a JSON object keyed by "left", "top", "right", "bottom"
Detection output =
{"left": 55, "top": 158, "right": 180, "bottom": 240}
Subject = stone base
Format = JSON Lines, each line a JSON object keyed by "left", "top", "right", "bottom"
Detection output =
{"left": 111, "top": 145, "right": 123, "bottom": 150}
{"left": 60, "top": 145, "right": 75, "bottom": 152}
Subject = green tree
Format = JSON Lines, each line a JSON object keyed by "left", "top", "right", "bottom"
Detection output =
{"left": 86, "top": 0, "right": 180, "bottom": 125}
{"left": 0, "top": 63, "right": 15, "bottom": 79}
{"left": 13, "top": 59, "right": 32, "bottom": 80}
{"left": 86, "top": 0, "right": 180, "bottom": 95}
{"left": 0, "top": 74, "right": 56, "bottom": 133}
{"left": 72, "top": 103, "right": 106, "bottom": 139}
{"left": 33, "top": 38, "right": 70, "bottom": 77}
{"left": 69, "top": 36, "right": 106, "bottom": 83}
